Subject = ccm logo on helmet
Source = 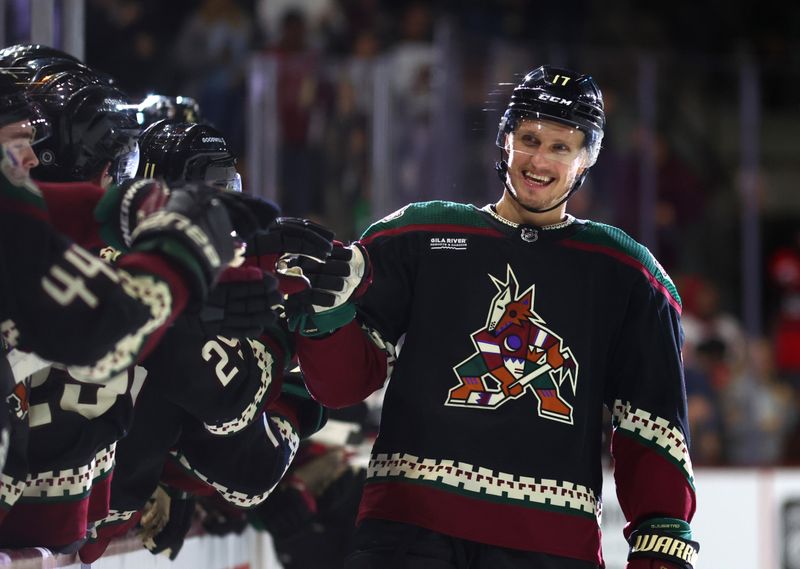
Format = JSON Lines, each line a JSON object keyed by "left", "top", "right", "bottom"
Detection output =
{"left": 538, "top": 93, "right": 573, "bottom": 106}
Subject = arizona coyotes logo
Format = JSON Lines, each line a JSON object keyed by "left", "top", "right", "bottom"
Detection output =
{"left": 8, "top": 382, "right": 29, "bottom": 420}
{"left": 445, "top": 265, "right": 578, "bottom": 424}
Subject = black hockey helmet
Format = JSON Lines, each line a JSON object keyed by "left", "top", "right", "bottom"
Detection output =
{"left": 0, "top": 43, "right": 80, "bottom": 70}
{"left": 0, "top": 70, "right": 51, "bottom": 142}
{"left": 25, "top": 66, "right": 140, "bottom": 183}
{"left": 135, "top": 94, "right": 203, "bottom": 128}
{"left": 137, "top": 119, "right": 241, "bottom": 192}
{"left": 497, "top": 65, "right": 605, "bottom": 166}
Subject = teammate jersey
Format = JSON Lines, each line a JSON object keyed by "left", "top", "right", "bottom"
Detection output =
{"left": 0, "top": 179, "right": 190, "bottom": 381}
{"left": 79, "top": 335, "right": 302, "bottom": 564}
{"left": 0, "top": 177, "right": 187, "bottom": 549}
{"left": 298, "top": 201, "right": 695, "bottom": 566}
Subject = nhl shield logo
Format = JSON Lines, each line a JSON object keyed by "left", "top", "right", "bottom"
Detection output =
{"left": 445, "top": 265, "right": 578, "bottom": 424}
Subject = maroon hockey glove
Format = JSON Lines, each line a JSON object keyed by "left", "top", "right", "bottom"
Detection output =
{"left": 270, "top": 367, "right": 328, "bottom": 439}
{"left": 173, "top": 265, "right": 282, "bottom": 338}
{"left": 130, "top": 182, "right": 240, "bottom": 301}
{"left": 626, "top": 518, "right": 699, "bottom": 569}
{"left": 244, "top": 217, "right": 335, "bottom": 294}
{"left": 284, "top": 241, "right": 372, "bottom": 336}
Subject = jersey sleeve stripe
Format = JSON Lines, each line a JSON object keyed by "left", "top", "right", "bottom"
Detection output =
{"left": 561, "top": 240, "right": 682, "bottom": 314}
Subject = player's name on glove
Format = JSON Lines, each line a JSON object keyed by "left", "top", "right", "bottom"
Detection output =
{"left": 628, "top": 528, "right": 699, "bottom": 569}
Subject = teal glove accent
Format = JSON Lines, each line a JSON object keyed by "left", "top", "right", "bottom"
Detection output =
{"left": 287, "top": 302, "right": 357, "bottom": 337}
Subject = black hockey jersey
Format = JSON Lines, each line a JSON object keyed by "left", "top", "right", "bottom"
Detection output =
{"left": 298, "top": 201, "right": 695, "bottom": 566}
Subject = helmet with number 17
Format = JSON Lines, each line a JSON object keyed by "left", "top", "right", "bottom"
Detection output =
{"left": 497, "top": 65, "right": 605, "bottom": 167}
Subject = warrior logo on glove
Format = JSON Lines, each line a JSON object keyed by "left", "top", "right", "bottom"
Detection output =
{"left": 445, "top": 265, "right": 578, "bottom": 424}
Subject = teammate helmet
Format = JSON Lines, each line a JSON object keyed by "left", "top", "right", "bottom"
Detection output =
{"left": 135, "top": 94, "right": 203, "bottom": 128}
{"left": 0, "top": 71, "right": 51, "bottom": 142}
{"left": 497, "top": 65, "right": 605, "bottom": 166}
{"left": 0, "top": 71, "right": 35, "bottom": 128}
{"left": 137, "top": 119, "right": 240, "bottom": 192}
{"left": 25, "top": 66, "right": 140, "bottom": 183}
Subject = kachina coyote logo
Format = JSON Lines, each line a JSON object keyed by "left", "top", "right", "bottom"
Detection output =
{"left": 445, "top": 265, "right": 578, "bottom": 424}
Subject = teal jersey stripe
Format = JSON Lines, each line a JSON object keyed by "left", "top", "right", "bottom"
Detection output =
{"left": 570, "top": 221, "right": 681, "bottom": 308}
{"left": 361, "top": 201, "right": 493, "bottom": 240}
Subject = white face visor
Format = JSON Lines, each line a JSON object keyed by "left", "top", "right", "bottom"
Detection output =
{"left": 204, "top": 163, "right": 242, "bottom": 192}
{"left": 498, "top": 119, "right": 589, "bottom": 166}
{"left": 110, "top": 141, "right": 141, "bottom": 184}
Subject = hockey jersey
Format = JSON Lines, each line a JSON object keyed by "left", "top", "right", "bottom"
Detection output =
{"left": 0, "top": 178, "right": 187, "bottom": 549}
{"left": 298, "top": 201, "right": 695, "bottom": 566}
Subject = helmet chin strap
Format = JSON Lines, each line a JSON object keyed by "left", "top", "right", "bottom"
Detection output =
{"left": 494, "top": 152, "right": 587, "bottom": 215}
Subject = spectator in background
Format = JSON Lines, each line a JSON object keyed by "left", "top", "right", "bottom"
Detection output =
{"left": 614, "top": 129, "right": 710, "bottom": 271}
{"left": 679, "top": 273, "right": 747, "bottom": 389}
{"left": 722, "top": 338, "right": 796, "bottom": 465}
{"left": 322, "top": 29, "right": 381, "bottom": 240}
{"left": 256, "top": 0, "right": 344, "bottom": 51}
{"left": 767, "top": 228, "right": 800, "bottom": 385}
{"left": 683, "top": 348, "right": 726, "bottom": 466}
{"left": 86, "top": 0, "right": 162, "bottom": 97}
{"left": 387, "top": 2, "right": 436, "bottom": 208}
{"left": 172, "top": 0, "right": 254, "bottom": 154}
{"left": 266, "top": 8, "right": 333, "bottom": 217}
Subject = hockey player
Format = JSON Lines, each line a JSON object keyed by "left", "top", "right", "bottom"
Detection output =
{"left": 0, "top": 64, "right": 270, "bottom": 552}
{"left": 0, "top": 65, "right": 259, "bottom": 543}
{"left": 78, "top": 119, "right": 333, "bottom": 563}
{"left": 134, "top": 94, "right": 203, "bottom": 128}
{"left": 0, "top": 67, "right": 249, "bottom": 392}
{"left": 288, "top": 66, "right": 698, "bottom": 569}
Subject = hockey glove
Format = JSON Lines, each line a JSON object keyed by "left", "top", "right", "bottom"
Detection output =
{"left": 94, "top": 178, "right": 172, "bottom": 250}
{"left": 213, "top": 190, "right": 281, "bottom": 242}
{"left": 248, "top": 475, "right": 317, "bottom": 540}
{"left": 244, "top": 217, "right": 335, "bottom": 294}
{"left": 129, "top": 182, "right": 240, "bottom": 301}
{"left": 198, "top": 497, "right": 248, "bottom": 536}
{"left": 172, "top": 265, "right": 282, "bottom": 338}
{"left": 140, "top": 485, "right": 197, "bottom": 561}
{"left": 272, "top": 367, "right": 328, "bottom": 439}
{"left": 626, "top": 518, "right": 699, "bottom": 569}
{"left": 283, "top": 241, "right": 372, "bottom": 336}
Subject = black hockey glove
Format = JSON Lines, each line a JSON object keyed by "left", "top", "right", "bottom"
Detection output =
{"left": 94, "top": 178, "right": 172, "bottom": 250}
{"left": 172, "top": 266, "right": 282, "bottom": 339}
{"left": 244, "top": 217, "right": 335, "bottom": 293}
{"left": 283, "top": 241, "right": 372, "bottom": 336}
{"left": 626, "top": 518, "right": 699, "bottom": 569}
{"left": 273, "top": 367, "right": 328, "bottom": 439}
{"left": 129, "top": 182, "right": 243, "bottom": 301}
{"left": 213, "top": 190, "right": 281, "bottom": 242}
{"left": 248, "top": 477, "right": 317, "bottom": 540}
{"left": 198, "top": 497, "right": 248, "bottom": 536}
{"left": 140, "top": 485, "right": 197, "bottom": 561}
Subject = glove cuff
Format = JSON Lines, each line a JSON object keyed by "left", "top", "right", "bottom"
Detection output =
{"left": 132, "top": 238, "right": 210, "bottom": 301}
{"left": 628, "top": 518, "right": 699, "bottom": 569}
{"left": 290, "top": 302, "right": 357, "bottom": 337}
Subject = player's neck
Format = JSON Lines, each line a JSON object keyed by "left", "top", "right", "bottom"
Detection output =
{"left": 495, "top": 192, "right": 567, "bottom": 227}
